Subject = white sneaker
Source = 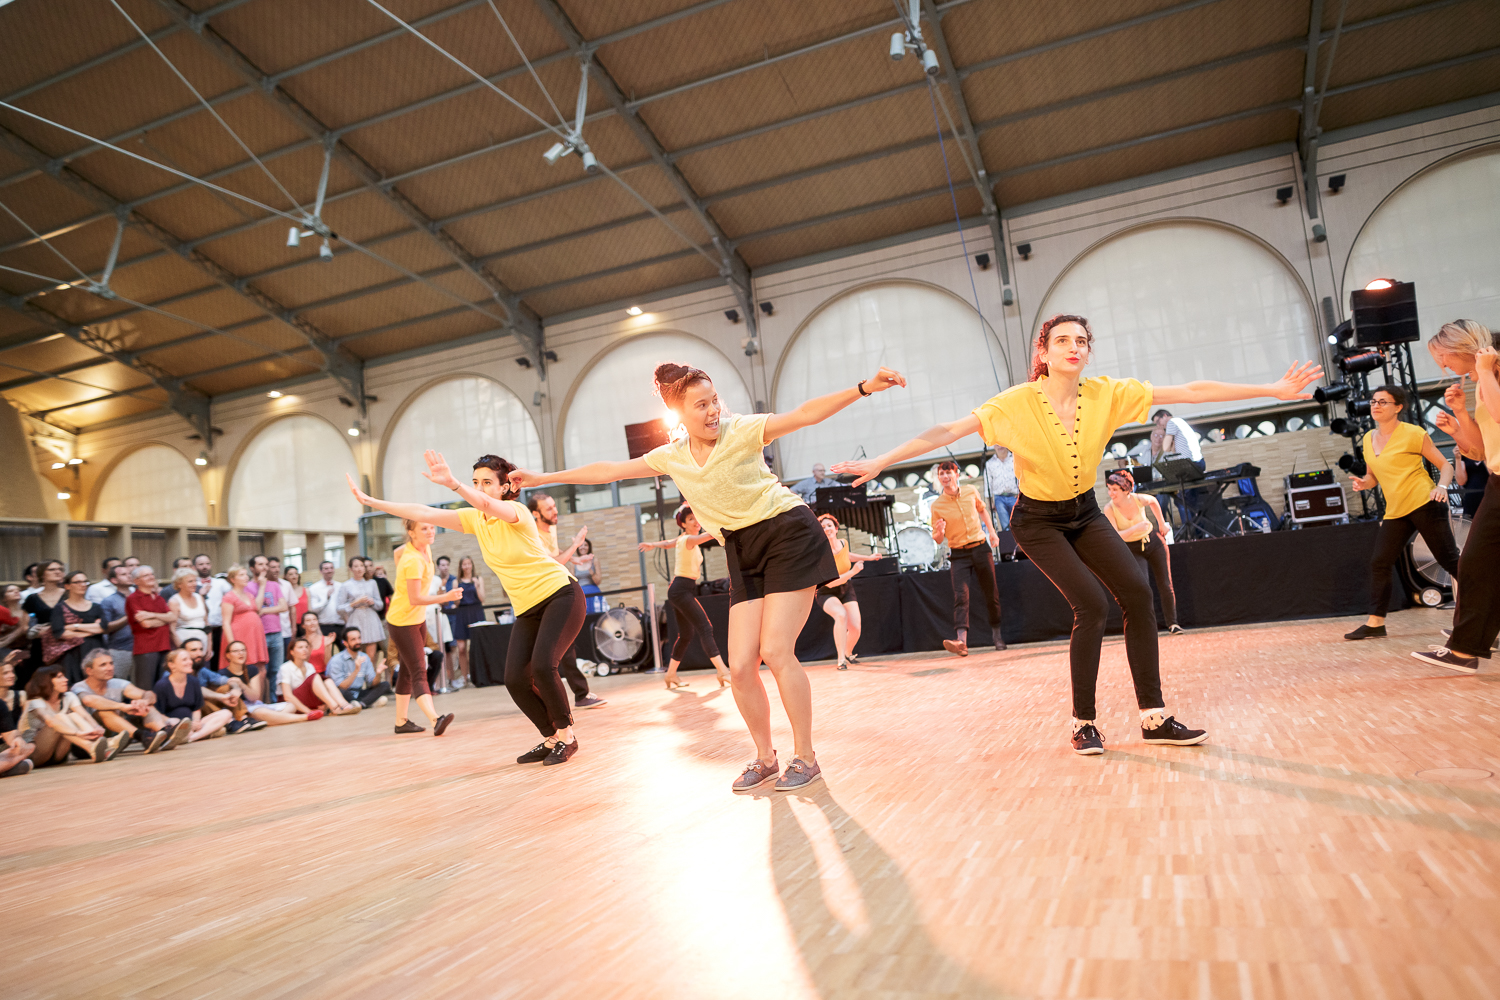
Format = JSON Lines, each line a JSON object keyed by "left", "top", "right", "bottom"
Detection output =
{"left": 374, "top": 695, "right": 389, "bottom": 708}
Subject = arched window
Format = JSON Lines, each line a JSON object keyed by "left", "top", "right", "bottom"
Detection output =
{"left": 383, "top": 377, "right": 543, "bottom": 504}
{"left": 228, "top": 415, "right": 360, "bottom": 530}
{"left": 1036, "top": 221, "right": 1318, "bottom": 418}
{"left": 93, "top": 445, "right": 206, "bottom": 524}
{"left": 1345, "top": 147, "right": 1500, "bottom": 381}
{"left": 773, "top": 282, "right": 1004, "bottom": 477}
{"left": 561, "top": 332, "right": 753, "bottom": 467}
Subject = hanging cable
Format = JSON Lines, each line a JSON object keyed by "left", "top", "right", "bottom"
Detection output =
{"left": 106, "top": 0, "right": 306, "bottom": 216}
{"left": 485, "top": 0, "right": 571, "bottom": 130}
{"left": 597, "top": 162, "right": 720, "bottom": 266}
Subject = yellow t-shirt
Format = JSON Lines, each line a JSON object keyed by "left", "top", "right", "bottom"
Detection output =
{"left": 386, "top": 546, "right": 431, "bottom": 628}
{"left": 973, "top": 376, "right": 1153, "bottom": 501}
{"left": 643, "top": 413, "right": 802, "bottom": 543}
{"left": 930, "top": 484, "right": 985, "bottom": 547}
{"left": 1363, "top": 421, "right": 1436, "bottom": 520}
{"left": 674, "top": 534, "right": 703, "bottom": 581}
{"left": 458, "top": 504, "right": 574, "bottom": 615}
{"left": 537, "top": 519, "right": 559, "bottom": 557}
{"left": 832, "top": 543, "right": 852, "bottom": 575}
{"left": 1479, "top": 399, "right": 1500, "bottom": 474}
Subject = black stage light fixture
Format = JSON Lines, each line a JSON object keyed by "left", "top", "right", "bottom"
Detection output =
{"left": 1337, "top": 350, "right": 1384, "bottom": 375}
{"left": 543, "top": 350, "right": 559, "bottom": 362}
{"left": 724, "top": 309, "right": 740, "bottom": 324}
{"left": 1328, "top": 174, "right": 1346, "bottom": 194}
{"left": 1337, "top": 452, "right": 1367, "bottom": 476}
{"left": 1348, "top": 399, "right": 1371, "bottom": 417}
{"left": 1276, "top": 186, "right": 1294, "bottom": 205}
{"left": 1015, "top": 243, "right": 1032, "bottom": 260}
{"left": 759, "top": 301, "right": 774, "bottom": 317}
{"left": 1330, "top": 417, "right": 1358, "bottom": 438}
{"left": 515, "top": 357, "right": 532, "bottom": 369}
{"left": 1314, "top": 382, "right": 1350, "bottom": 403}
{"left": 974, "top": 253, "right": 991, "bottom": 270}
{"left": 1326, "top": 319, "right": 1353, "bottom": 347}
{"left": 1350, "top": 279, "right": 1419, "bottom": 347}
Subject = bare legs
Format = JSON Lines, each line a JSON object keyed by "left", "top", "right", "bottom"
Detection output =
{"left": 821, "top": 598, "right": 863, "bottom": 667}
{"left": 308, "top": 675, "right": 360, "bottom": 714}
{"left": 394, "top": 692, "right": 439, "bottom": 726}
{"left": 188, "top": 709, "right": 234, "bottom": 741}
{"left": 664, "top": 653, "right": 730, "bottom": 688}
{"left": 727, "top": 587, "right": 818, "bottom": 764}
{"left": 454, "top": 638, "right": 470, "bottom": 685}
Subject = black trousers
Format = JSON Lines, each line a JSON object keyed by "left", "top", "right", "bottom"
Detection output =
{"left": 668, "top": 576, "right": 720, "bottom": 660}
{"left": 1451, "top": 476, "right": 1500, "bottom": 658}
{"left": 948, "top": 541, "right": 1001, "bottom": 633}
{"left": 505, "top": 582, "right": 586, "bottom": 737}
{"left": 1011, "top": 492, "right": 1163, "bottom": 721}
{"left": 1132, "top": 534, "right": 1177, "bottom": 628}
{"left": 559, "top": 644, "right": 590, "bottom": 700}
{"left": 1368, "top": 500, "right": 1461, "bottom": 615}
{"left": 350, "top": 681, "right": 393, "bottom": 707}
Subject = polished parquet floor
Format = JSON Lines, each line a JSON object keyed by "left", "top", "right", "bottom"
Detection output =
{"left": 7, "top": 607, "right": 1500, "bottom": 1000}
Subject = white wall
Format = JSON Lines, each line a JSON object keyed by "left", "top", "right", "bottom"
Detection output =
{"left": 93, "top": 444, "right": 207, "bottom": 524}
{"left": 227, "top": 414, "right": 361, "bottom": 531}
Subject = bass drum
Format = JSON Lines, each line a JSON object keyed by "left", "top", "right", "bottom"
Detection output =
{"left": 1401, "top": 514, "right": 1470, "bottom": 605}
{"left": 896, "top": 524, "right": 943, "bottom": 571}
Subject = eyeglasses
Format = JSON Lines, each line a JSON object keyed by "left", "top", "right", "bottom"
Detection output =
{"left": 1369, "top": 399, "right": 1398, "bottom": 407}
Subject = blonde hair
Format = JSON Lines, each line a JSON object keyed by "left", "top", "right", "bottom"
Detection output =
{"left": 171, "top": 567, "right": 198, "bottom": 591}
{"left": 1429, "top": 319, "right": 1494, "bottom": 359}
{"left": 225, "top": 563, "right": 248, "bottom": 584}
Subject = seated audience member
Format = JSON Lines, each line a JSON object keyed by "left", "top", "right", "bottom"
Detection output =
{"left": 48, "top": 570, "right": 109, "bottom": 684}
{"left": 1, "top": 653, "right": 37, "bottom": 776}
{"left": 99, "top": 565, "right": 135, "bottom": 674}
{"left": 169, "top": 568, "right": 208, "bottom": 649}
{"left": 154, "top": 649, "right": 233, "bottom": 742}
{"left": 71, "top": 649, "right": 184, "bottom": 753}
{"left": 183, "top": 637, "right": 258, "bottom": 735}
{"left": 324, "top": 627, "right": 392, "bottom": 708}
{"left": 25, "top": 665, "right": 122, "bottom": 765}
{"left": 279, "top": 637, "right": 360, "bottom": 716}
{"left": 2, "top": 584, "right": 31, "bottom": 652}
{"left": 127, "top": 565, "right": 177, "bottom": 690}
{"left": 299, "top": 611, "right": 336, "bottom": 673}
{"left": 218, "top": 640, "right": 319, "bottom": 726}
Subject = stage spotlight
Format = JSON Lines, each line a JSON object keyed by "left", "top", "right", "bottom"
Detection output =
{"left": 1328, "top": 174, "right": 1346, "bottom": 193}
{"left": 581, "top": 150, "right": 599, "bottom": 174}
{"left": 1330, "top": 417, "right": 1358, "bottom": 437}
{"left": 974, "top": 253, "right": 990, "bottom": 270}
{"left": 890, "top": 31, "right": 906, "bottom": 60}
{"left": 1348, "top": 399, "right": 1371, "bottom": 417}
{"left": 1364, "top": 278, "right": 1394, "bottom": 291}
{"left": 543, "top": 142, "right": 568, "bottom": 165}
{"left": 1336, "top": 452, "right": 1367, "bottom": 476}
{"left": 1326, "top": 319, "right": 1353, "bottom": 347}
{"left": 922, "top": 47, "right": 940, "bottom": 75}
{"left": 1276, "top": 186, "right": 1293, "bottom": 205}
{"left": 759, "top": 301, "right": 774, "bottom": 317}
{"left": 194, "top": 451, "right": 209, "bottom": 467}
{"left": 1337, "top": 351, "right": 1383, "bottom": 375}
{"left": 1314, "top": 382, "right": 1350, "bottom": 403}
{"left": 319, "top": 239, "right": 333, "bottom": 261}
{"left": 287, "top": 226, "right": 301, "bottom": 247}
{"left": 724, "top": 309, "right": 740, "bottom": 324}
{"left": 1015, "top": 243, "right": 1032, "bottom": 260}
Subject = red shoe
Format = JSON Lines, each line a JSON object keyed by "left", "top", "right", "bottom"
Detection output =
{"left": 307, "top": 710, "right": 325, "bottom": 721}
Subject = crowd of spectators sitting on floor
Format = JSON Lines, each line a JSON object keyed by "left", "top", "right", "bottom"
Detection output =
{"left": 0, "top": 550, "right": 426, "bottom": 779}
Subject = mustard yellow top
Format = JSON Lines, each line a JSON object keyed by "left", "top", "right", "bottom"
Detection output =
{"left": 385, "top": 545, "right": 431, "bottom": 628}
{"left": 458, "top": 504, "right": 573, "bottom": 615}
{"left": 643, "top": 413, "right": 802, "bottom": 543}
{"left": 674, "top": 534, "right": 703, "bottom": 581}
{"left": 1362, "top": 421, "right": 1436, "bottom": 520}
{"left": 973, "top": 376, "right": 1154, "bottom": 501}
{"left": 1479, "top": 400, "right": 1500, "bottom": 474}
{"left": 832, "top": 543, "right": 852, "bottom": 576}
{"left": 930, "top": 484, "right": 985, "bottom": 547}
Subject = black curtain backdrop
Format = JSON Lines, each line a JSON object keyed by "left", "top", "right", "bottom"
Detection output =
{"left": 659, "top": 521, "right": 1395, "bottom": 666}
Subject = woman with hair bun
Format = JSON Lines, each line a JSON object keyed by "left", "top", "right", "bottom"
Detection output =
{"left": 348, "top": 453, "right": 585, "bottom": 763}
{"left": 638, "top": 503, "right": 731, "bottom": 690}
{"left": 836, "top": 314, "right": 1321, "bottom": 756}
{"left": 1341, "top": 383, "right": 1458, "bottom": 642}
{"left": 1420, "top": 320, "right": 1500, "bottom": 672}
{"left": 509, "top": 360, "right": 906, "bottom": 792}
{"left": 1102, "top": 469, "right": 1181, "bottom": 634}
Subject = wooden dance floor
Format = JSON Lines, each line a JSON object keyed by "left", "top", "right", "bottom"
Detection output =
{"left": 6, "top": 608, "right": 1500, "bottom": 999}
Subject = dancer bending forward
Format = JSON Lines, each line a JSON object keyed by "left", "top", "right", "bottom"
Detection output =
{"left": 351, "top": 455, "right": 586, "bottom": 764}
{"left": 512, "top": 361, "right": 906, "bottom": 791}
{"left": 639, "top": 504, "right": 731, "bottom": 689}
{"left": 836, "top": 314, "right": 1321, "bottom": 755}
{"left": 815, "top": 513, "right": 882, "bottom": 670}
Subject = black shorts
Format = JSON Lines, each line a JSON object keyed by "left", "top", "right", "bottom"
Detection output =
{"left": 724, "top": 506, "right": 840, "bottom": 606}
{"left": 816, "top": 576, "right": 858, "bottom": 604}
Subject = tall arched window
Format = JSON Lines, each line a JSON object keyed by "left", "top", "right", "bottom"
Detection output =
{"left": 1345, "top": 147, "right": 1500, "bottom": 382}
{"left": 228, "top": 415, "right": 360, "bottom": 530}
{"left": 93, "top": 445, "right": 207, "bottom": 524}
{"left": 773, "top": 282, "right": 1004, "bottom": 476}
{"left": 562, "top": 332, "right": 753, "bottom": 467}
{"left": 383, "top": 377, "right": 543, "bottom": 504}
{"left": 1036, "top": 221, "right": 1318, "bottom": 418}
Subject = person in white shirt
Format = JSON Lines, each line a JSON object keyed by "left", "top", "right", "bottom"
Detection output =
{"left": 305, "top": 560, "right": 344, "bottom": 640}
{"left": 203, "top": 570, "right": 233, "bottom": 671}
{"left": 982, "top": 445, "right": 1019, "bottom": 531}
{"left": 85, "top": 557, "right": 123, "bottom": 604}
{"left": 1153, "top": 409, "right": 1204, "bottom": 470}
{"left": 278, "top": 637, "right": 360, "bottom": 716}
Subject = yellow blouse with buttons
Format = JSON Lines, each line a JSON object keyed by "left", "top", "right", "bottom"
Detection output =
{"left": 973, "top": 376, "right": 1154, "bottom": 501}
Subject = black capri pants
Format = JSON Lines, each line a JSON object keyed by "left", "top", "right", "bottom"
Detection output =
{"left": 1368, "top": 500, "right": 1460, "bottom": 615}
{"left": 505, "top": 581, "right": 586, "bottom": 737}
{"left": 1011, "top": 491, "right": 1163, "bottom": 722}
{"left": 1450, "top": 475, "right": 1500, "bottom": 659}
{"left": 668, "top": 576, "right": 719, "bottom": 661}
{"left": 388, "top": 621, "right": 431, "bottom": 698}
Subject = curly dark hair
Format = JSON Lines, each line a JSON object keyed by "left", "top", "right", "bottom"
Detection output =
{"left": 653, "top": 361, "right": 713, "bottom": 410}
{"left": 473, "top": 454, "right": 520, "bottom": 498}
{"left": 1030, "top": 314, "right": 1094, "bottom": 381}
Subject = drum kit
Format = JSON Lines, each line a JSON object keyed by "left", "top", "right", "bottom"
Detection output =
{"left": 894, "top": 490, "right": 949, "bottom": 572}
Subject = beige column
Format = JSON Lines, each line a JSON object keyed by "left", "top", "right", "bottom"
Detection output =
{"left": 42, "top": 521, "right": 70, "bottom": 568}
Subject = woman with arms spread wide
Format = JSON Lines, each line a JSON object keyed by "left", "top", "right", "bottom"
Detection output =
{"left": 836, "top": 314, "right": 1320, "bottom": 756}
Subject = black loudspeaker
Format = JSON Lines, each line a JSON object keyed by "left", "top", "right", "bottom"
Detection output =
{"left": 624, "top": 418, "right": 671, "bottom": 459}
{"left": 1351, "top": 280, "right": 1419, "bottom": 347}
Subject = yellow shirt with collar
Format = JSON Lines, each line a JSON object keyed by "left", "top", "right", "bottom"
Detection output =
{"left": 643, "top": 412, "right": 802, "bottom": 543}
{"left": 930, "top": 484, "right": 986, "bottom": 547}
{"left": 973, "top": 376, "right": 1154, "bottom": 501}
{"left": 458, "top": 504, "right": 573, "bottom": 615}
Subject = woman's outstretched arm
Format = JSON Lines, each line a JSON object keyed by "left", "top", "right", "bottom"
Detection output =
{"left": 1150, "top": 361, "right": 1323, "bottom": 405}
{"left": 345, "top": 475, "right": 463, "bottom": 531}
{"left": 832, "top": 413, "right": 983, "bottom": 487}
{"left": 762, "top": 367, "right": 906, "bottom": 443}
{"left": 509, "top": 458, "right": 657, "bottom": 493}
{"left": 420, "top": 451, "right": 519, "bottom": 523}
